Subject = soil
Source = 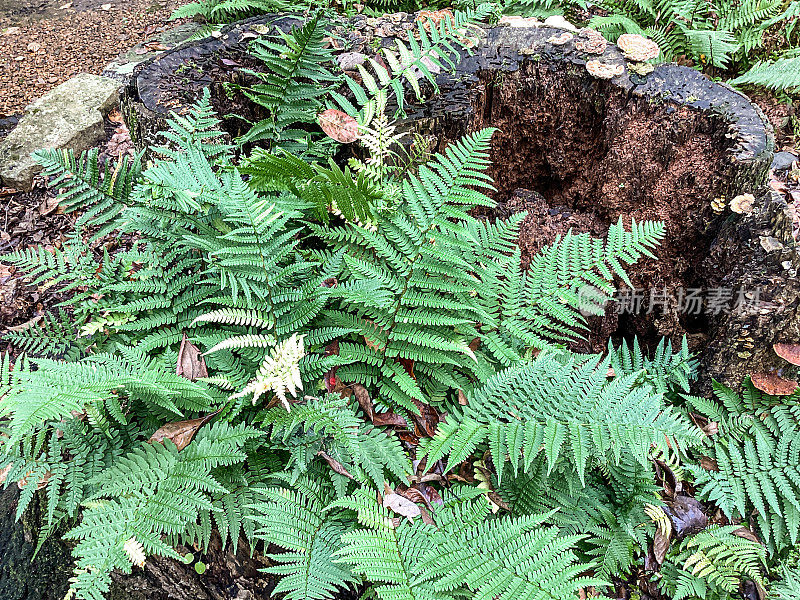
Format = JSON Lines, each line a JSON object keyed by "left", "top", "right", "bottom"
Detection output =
{"left": 0, "top": 0, "right": 188, "bottom": 119}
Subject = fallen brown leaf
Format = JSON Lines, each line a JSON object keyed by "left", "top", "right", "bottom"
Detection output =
{"left": 318, "top": 109, "right": 359, "bottom": 143}
{"left": 317, "top": 450, "right": 354, "bottom": 479}
{"left": 383, "top": 486, "right": 421, "bottom": 522}
{"left": 176, "top": 333, "right": 208, "bottom": 380}
{"left": 149, "top": 412, "right": 217, "bottom": 451}
{"left": 653, "top": 528, "right": 670, "bottom": 565}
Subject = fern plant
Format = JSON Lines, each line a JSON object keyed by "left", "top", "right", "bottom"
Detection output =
{"left": 684, "top": 380, "right": 800, "bottom": 554}
{"left": 4, "top": 6, "right": 795, "bottom": 600}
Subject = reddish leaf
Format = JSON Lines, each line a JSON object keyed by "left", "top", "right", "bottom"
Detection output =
{"left": 411, "top": 399, "right": 441, "bottom": 438}
{"left": 398, "top": 357, "right": 416, "bottom": 381}
{"left": 318, "top": 109, "right": 359, "bottom": 143}
{"left": 774, "top": 342, "right": 800, "bottom": 366}
{"left": 176, "top": 333, "right": 208, "bottom": 380}
{"left": 750, "top": 371, "right": 799, "bottom": 396}
{"left": 353, "top": 383, "right": 374, "bottom": 420}
{"left": 373, "top": 412, "right": 409, "bottom": 427}
{"left": 149, "top": 413, "right": 217, "bottom": 451}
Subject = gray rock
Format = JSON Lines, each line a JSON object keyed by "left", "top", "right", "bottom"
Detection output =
{"left": 0, "top": 73, "right": 119, "bottom": 191}
{"left": 772, "top": 151, "right": 798, "bottom": 172}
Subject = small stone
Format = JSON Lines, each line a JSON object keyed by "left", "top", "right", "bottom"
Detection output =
{"left": 544, "top": 15, "right": 578, "bottom": 32}
{"left": 772, "top": 151, "right": 798, "bottom": 172}
{"left": 760, "top": 236, "right": 784, "bottom": 252}
{"left": 0, "top": 73, "right": 120, "bottom": 191}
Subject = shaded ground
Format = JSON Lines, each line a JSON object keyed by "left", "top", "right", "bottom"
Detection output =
{"left": 0, "top": 0, "right": 187, "bottom": 118}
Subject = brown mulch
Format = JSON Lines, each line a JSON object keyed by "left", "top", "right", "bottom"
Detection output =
{"left": 0, "top": 0, "right": 188, "bottom": 118}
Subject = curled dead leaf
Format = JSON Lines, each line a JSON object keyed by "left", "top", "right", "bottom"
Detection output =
{"left": 176, "top": 333, "right": 208, "bottom": 380}
{"left": 149, "top": 412, "right": 217, "bottom": 451}
{"left": 317, "top": 450, "right": 354, "bottom": 479}
{"left": 773, "top": 342, "right": 800, "bottom": 366}
{"left": 653, "top": 528, "right": 670, "bottom": 565}
{"left": 318, "top": 109, "right": 359, "bottom": 143}
{"left": 750, "top": 371, "right": 799, "bottom": 396}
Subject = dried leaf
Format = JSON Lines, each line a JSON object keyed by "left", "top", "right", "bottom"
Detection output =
{"left": 774, "top": 342, "right": 800, "bottom": 366}
{"left": 419, "top": 506, "right": 435, "bottom": 526}
{"left": 653, "top": 528, "right": 670, "bottom": 565}
{"left": 353, "top": 383, "right": 374, "bottom": 420}
{"left": 176, "top": 333, "right": 208, "bottom": 380}
{"left": 149, "top": 413, "right": 216, "bottom": 451}
{"left": 411, "top": 399, "right": 441, "bottom": 437}
{"left": 317, "top": 450, "right": 354, "bottom": 479}
{"left": 665, "top": 495, "right": 707, "bottom": 538}
{"left": 401, "top": 486, "right": 432, "bottom": 509}
{"left": 373, "top": 412, "right": 408, "bottom": 427}
{"left": 750, "top": 371, "right": 799, "bottom": 395}
{"left": 699, "top": 456, "right": 719, "bottom": 471}
{"left": 318, "top": 109, "right": 359, "bottom": 143}
{"left": 733, "top": 527, "right": 761, "bottom": 544}
{"left": 457, "top": 389, "right": 468, "bottom": 405}
{"left": 383, "top": 491, "right": 421, "bottom": 522}
{"left": 6, "top": 314, "right": 43, "bottom": 333}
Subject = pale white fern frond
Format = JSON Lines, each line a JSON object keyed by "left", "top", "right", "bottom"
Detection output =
{"left": 231, "top": 333, "right": 306, "bottom": 410}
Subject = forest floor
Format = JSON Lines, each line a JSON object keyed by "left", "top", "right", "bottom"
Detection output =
{"left": 0, "top": 0, "right": 186, "bottom": 121}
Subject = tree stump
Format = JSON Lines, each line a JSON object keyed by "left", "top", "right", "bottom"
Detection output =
{"left": 11, "top": 11, "right": 791, "bottom": 598}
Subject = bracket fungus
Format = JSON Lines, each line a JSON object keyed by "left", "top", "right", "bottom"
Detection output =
{"left": 547, "top": 31, "right": 573, "bottom": 45}
{"left": 729, "top": 193, "right": 755, "bottom": 215}
{"left": 585, "top": 59, "right": 624, "bottom": 79}
{"left": 616, "top": 33, "right": 660, "bottom": 62}
{"left": 575, "top": 29, "right": 607, "bottom": 54}
{"left": 750, "top": 372, "right": 799, "bottom": 396}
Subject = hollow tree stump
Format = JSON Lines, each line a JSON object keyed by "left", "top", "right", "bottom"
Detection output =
{"left": 120, "top": 13, "right": 782, "bottom": 390}
{"left": 9, "top": 11, "right": 791, "bottom": 598}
